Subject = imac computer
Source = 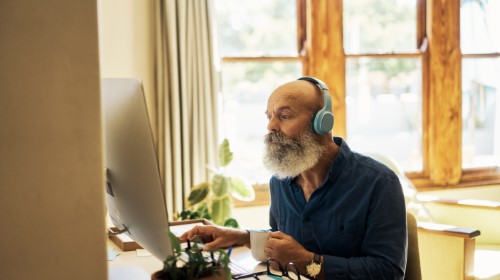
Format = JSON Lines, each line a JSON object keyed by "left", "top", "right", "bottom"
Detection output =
{"left": 101, "top": 78, "right": 172, "bottom": 261}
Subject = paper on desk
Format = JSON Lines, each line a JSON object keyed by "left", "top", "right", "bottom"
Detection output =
{"left": 109, "top": 266, "right": 150, "bottom": 280}
{"left": 107, "top": 247, "right": 120, "bottom": 261}
{"left": 170, "top": 222, "right": 205, "bottom": 237}
{"left": 136, "top": 249, "right": 152, "bottom": 257}
{"left": 117, "top": 232, "right": 134, "bottom": 242}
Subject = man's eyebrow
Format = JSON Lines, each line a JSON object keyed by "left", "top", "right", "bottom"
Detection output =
{"left": 265, "top": 106, "right": 294, "bottom": 115}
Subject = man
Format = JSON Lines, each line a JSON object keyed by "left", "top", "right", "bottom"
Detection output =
{"left": 180, "top": 77, "right": 407, "bottom": 279}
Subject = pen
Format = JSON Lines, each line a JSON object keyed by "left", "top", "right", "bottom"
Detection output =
{"left": 231, "top": 270, "right": 266, "bottom": 279}
{"left": 227, "top": 246, "right": 233, "bottom": 257}
{"left": 210, "top": 251, "right": 215, "bottom": 265}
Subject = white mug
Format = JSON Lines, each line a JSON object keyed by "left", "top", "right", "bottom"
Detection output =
{"left": 249, "top": 230, "right": 270, "bottom": 262}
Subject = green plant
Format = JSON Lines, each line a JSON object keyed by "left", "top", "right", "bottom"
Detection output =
{"left": 155, "top": 231, "right": 231, "bottom": 280}
{"left": 180, "top": 139, "right": 255, "bottom": 226}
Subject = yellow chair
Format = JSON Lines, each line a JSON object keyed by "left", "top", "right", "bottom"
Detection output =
{"left": 405, "top": 212, "right": 422, "bottom": 280}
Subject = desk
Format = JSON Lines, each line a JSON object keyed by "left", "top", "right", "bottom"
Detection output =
{"left": 107, "top": 240, "right": 271, "bottom": 280}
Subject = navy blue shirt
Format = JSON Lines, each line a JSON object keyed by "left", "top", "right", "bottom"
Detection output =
{"left": 269, "top": 137, "right": 407, "bottom": 279}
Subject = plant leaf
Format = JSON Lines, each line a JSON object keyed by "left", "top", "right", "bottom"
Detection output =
{"left": 188, "top": 182, "right": 209, "bottom": 206}
{"left": 211, "top": 174, "right": 228, "bottom": 197}
{"left": 210, "top": 196, "right": 231, "bottom": 225}
{"left": 206, "top": 164, "right": 220, "bottom": 175}
{"left": 218, "top": 139, "right": 233, "bottom": 167}
{"left": 179, "top": 210, "right": 192, "bottom": 220}
{"left": 224, "top": 218, "right": 239, "bottom": 228}
{"left": 167, "top": 230, "right": 181, "bottom": 254}
{"left": 229, "top": 177, "right": 255, "bottom": 201}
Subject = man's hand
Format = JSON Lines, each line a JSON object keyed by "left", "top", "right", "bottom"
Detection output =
{"left": 178, "top": 225, "right": 249, "bottom": 250}
{"left": 264, "top": 231, "right": 314, "bottom": 275}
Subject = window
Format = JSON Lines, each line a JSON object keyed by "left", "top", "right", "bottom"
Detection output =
{"left": 345, "top": 57, "right": 423, "bottom": 170}
{"left": 461, "top": 0, "right": 500, "bottom": 168}
{"left": 343, "top": 0, "right": 423, "bottom": 171}
{"left": 214, "top": 0, "right": 302, "bottom": 185}
{"left": 308, "top": 0, "right": 500, "bottom": 188}
{"left": 214, "top": 0, "right": 500, "bottom": 190}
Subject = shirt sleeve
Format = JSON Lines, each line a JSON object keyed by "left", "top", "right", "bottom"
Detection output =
{"left": 322, "top": 176, "right": 407, "bottom": 279}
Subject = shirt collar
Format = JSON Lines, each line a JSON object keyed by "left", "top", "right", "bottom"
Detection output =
{"left": 327, "top": 137, "right": 350, "bottom": 181}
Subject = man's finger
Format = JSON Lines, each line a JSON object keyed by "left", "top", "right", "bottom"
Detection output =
{"left": 186, "top": 226, "right": 209, "bottom": 239}
{"left": 178, "top": 232, "right": 188, "bottom": 241}
{"left": 269, "top": 231, "right": 287, "bottom": 240}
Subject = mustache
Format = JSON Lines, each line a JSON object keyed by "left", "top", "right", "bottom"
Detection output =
{"left": 265, "top": 132, "right": 303, "bottom": 149}
{"left": 265, "top": 132, "right": 285, "bottom": 143}
{"left": 265, "top": 132, "right": 297, "bottom": 145}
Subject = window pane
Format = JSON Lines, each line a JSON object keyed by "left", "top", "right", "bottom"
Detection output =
{"left": 343, "top": 0, "right": 417, "bottom": 54}
{"left": 461, "top": 0, "right": 500, "bottom": 54}
{"left": 346, "top": 57, "right": 422, "bottom": 171}
{"left": 219, "top": 62, "right": 302, "bottom": 184}
{"left": 214, "top": 0, "right": 298, "bottom": 57}
{"left": 462, "top": 58, "right": 500, "bottom": 168}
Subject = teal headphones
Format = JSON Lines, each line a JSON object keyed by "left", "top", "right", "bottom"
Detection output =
{"left": 298, "top": 76, "right": 334, "bottom": 135}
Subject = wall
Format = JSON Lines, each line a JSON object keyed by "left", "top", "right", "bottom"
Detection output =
{"left": 233, "top": 206, "right": 270, "bottom": 230}
{"left": 0, "top": 1, "right": 107, "bottom": 279}
{"left": 419, "top": 185, "right": 500, "bottom": 244}
{"left": 420, "top": 185, "right": 500, "bottom": 201}
{"left": 98, "top": 0, "right": 156, "bottom": 140}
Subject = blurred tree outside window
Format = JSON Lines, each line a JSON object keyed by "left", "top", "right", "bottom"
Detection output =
{"left": 344, "top": 0, "right": 416, "bottom": 53}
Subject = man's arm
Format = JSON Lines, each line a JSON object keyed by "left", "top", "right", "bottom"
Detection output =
{"left": 179, "top": 225, "right": 250, "bottom": 249}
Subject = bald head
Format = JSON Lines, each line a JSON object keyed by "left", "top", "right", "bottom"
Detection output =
{"left": 268, "top": 80, "right": 324, "bottom": 114}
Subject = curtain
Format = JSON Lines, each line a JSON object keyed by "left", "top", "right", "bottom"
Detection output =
{"left": 154, "top": 0, "right": 219, "bottom": 217}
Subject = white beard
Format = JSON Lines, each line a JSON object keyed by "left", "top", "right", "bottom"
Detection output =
{"left": 263, "top": 131, "right": 326, "bottom": 179}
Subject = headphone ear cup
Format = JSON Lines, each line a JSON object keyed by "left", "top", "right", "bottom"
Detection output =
{"left": 313, "top": 111, "right": 334, "bottom": 135}
{"left": 298, "top": 76, "right": 334, "bottom": 134}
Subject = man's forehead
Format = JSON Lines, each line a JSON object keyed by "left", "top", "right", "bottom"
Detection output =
{"left": 267, "top": 80, "right": 320, "bottom": 110}
{"left": 268, "top": 91, "right": 299, "bottom": 103}
{"left": 271, "top": 80, "right": 306, "bottom": 94}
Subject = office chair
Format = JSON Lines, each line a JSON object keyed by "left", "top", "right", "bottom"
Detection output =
{"left": 405, "top": 212, "right": 422, "bottom": 280}
{"left": 366, "top": 153, "right": 434, "bottom": 223}
{"left": 364, "top": 154, "right": 422, "bottom": 279}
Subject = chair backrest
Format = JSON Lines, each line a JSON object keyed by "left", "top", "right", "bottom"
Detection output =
{"left": 405, "top": 212, "right": 422, "bottom": 280}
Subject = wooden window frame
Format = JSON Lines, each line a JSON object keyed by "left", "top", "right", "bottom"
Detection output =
{"left": 227, "top": 0, "right": 500, "bottom": 208}
{"left": 304, "top": 0, "right": 500, "bottom": 191}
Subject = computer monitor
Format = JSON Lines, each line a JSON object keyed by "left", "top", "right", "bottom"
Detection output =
{"left": 101, "top": 78, "right": 172, "bottom": 261}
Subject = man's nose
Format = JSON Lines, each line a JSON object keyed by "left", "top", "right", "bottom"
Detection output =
{"left": 267, "top": 116, "right": 279, "bottom": 133}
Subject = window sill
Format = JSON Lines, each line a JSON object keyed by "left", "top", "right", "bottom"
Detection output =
{"left": 408, "top": 166, "right": 500, "bottom": 191}
{"left": 233, "top": 184, "right": 270, "bottom": 208}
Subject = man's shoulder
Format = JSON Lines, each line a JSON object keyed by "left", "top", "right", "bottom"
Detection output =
{"left": 349, "top": 151, "right": 399, "bottom": 180}
{"left": 269, "top": 176, "right": 291, "bottom": 187}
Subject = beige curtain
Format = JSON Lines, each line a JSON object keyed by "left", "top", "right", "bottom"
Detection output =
{"left": 154, "top": 0, "right": 219, "bottom": 217}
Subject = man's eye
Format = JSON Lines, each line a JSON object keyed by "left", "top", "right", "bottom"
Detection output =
{"left": 280, "top": 115, "right": 289, "bottom": 120}
{"left": 266, "top": 115, "right": 272, "bottom": 120}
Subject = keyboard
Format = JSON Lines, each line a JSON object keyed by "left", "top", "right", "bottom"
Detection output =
{"left": 228, "top": 261, "right": 250, "bottom": 276}
{"left": 197, "top": 250, "right": 250, "bottom": 277}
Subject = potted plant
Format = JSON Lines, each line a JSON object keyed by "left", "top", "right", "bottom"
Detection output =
{"left": 152, "top": 231, "right": 231, "bottom": 280}
{"left": 179, "top": 139, "right": 255, "bottom": 226}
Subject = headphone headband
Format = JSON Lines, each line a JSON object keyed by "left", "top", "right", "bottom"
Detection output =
{"left": 298, "top": 76, "right": 334, "bottom": 135}
{"left": 298, "top": 76, "right": 329, "bottom": 95}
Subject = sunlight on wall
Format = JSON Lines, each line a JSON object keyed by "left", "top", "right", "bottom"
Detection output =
{"left": 475, "top": 245, "right": 500, "bottom": 280}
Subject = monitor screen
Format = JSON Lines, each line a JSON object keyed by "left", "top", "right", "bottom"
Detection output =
{"left": 101, "top": 78, "right": 172, "bottom": 261}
